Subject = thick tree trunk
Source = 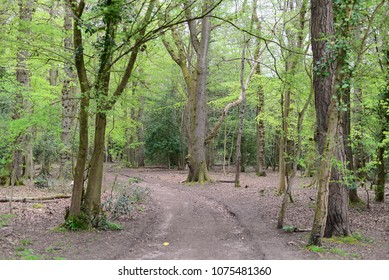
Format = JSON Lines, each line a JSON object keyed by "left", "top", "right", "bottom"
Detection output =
{"left": 185, "top": 1, "right": 212, "bottom": 183}
{"left": 309, "top": 100, "right": 338, "bottom": 245}
{"left": 324, "top": 123, "right": 350, "bottom": 237}
{"left": 309, "top": 0, "right": 350, "bottom": 244}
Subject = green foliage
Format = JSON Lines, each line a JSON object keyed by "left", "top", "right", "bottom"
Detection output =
{"left": 15, "top": 248, "right": 42, "bottom": 260}
{"left": 15, "top": 239, "right": 41, "bottom": 260}
{"left": 0, "top": 214, "right": 13, "bottom": 228}
{"left": 102, "top": 186, "right": 149, "bottom": 219}
{"left": 306, "top": 245, "right": 325, "bottom": 253}
{"left": 282, "top": 225, "right": 296, "bottom": 232}
{"left": 64, "top": 213, "right": 91, "bottom": 231}
{"left": 34, "top": 174, "right": 49, "bottom": 188}
{"left": 144, "top": 105, "right": 184, "bottom": 167}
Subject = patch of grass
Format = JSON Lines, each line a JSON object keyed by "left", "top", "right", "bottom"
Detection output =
{"left": 128, "top": 177, "right": 142, "bottom": 184}
{"left": 16, "top": 248, "right": 41, "bottom": 260}
{"left": 306, "top": 245, "right": 325, "bottom": 253}
{"left": 32, "top": 203, "right": 45, "bottom": 209}
{"left": 352, "top": 232, "right": 374, "bottom": 244}
{"left": 14, "top": 239, "right": 42, "bottom": 260}
{"left": 20, "top": 239, "right": 33, "bottom": 246}
{"left": 53, "top": 257, "right": 66, "bottom": 260}
{"left": 329, "top": 248, "right": 349, "bottom": 257}
{"left": 328, "top": 232, "right": 373, "bottom": 245}
{"left": 0, "top": 213, "right": 13, "bottom": 228}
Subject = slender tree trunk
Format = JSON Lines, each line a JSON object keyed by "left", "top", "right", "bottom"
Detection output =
{"left": 60, "top": 3, "right": 77, "bottom": 179}
{"left": 255, "top": 73, "right": 266, "bottom": 176}
{"left": 235, "top": 102, "right": 245, "bottom": 188}
{"left": 68, "top": 0, "right": 90, "bottom": 217}
{"left": 12, "top": 0, "right": 34, "bottom": 185}
{"left": 136, "top": 95, "right": 145, "bottom": 167}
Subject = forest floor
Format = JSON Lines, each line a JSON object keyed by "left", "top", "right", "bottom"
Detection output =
{"left": 1, "top": 164, "right": 389, "bottom": 260}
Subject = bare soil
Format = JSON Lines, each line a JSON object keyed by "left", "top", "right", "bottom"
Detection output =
{"left": 1, "top": 165, "right": 388, "bottom": 260}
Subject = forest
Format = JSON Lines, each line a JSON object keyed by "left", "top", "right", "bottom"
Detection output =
{"left": 0, "top": 0, "right": 389, "bottom": 260}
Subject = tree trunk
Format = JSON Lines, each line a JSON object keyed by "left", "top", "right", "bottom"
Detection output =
{"left": 375, "top": 145, "right": 385, "bottom": 202}
{"left": 12, "top": 0, "right": 34, "bottom": 185}
{"left": 375, "top": 37, "right": 389, "bottom": 202}
{"left": 309, "top": 0, "right": 350, "bottom": 245}
{"left": 309, "top": 100, "right": 338, "bottom": 246}
{"left": 324, "top": 122, "right": 350, "bottom": 237}
{"left": 136, "top": 95, "right": 145, "bottom": 167}
{"left": 235, "top": 102, "right": 245, "bottom": 188}
{"left": 68, "top": 0, "right": 90, "bottom": 217}
{"left": 85, "top": 113, "right": 106, "bottom": 216}
{"left": 185, "top": 1, "right": 212, "bottom": 183}
{"left": 256, "top": 75, "right": 266, "bottom": 176}
{"left": 60, "top": 2, "right": 77, "bottom": 179}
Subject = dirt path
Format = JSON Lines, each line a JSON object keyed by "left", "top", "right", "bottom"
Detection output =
{"left": 113, "top": 169, "right": 309, "bottom": 260}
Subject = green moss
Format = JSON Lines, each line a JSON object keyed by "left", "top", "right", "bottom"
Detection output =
{"left": 328, "top": 232, "right": 373, "bottom": 245}
{"left": 32, "top": 203, "right": 45, "bottom": 209}
{"left": 306, "top": 245, "right": 325, "bottom": 253}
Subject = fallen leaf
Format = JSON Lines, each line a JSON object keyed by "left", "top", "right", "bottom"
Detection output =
{"left": 163, "top": 242, "right": 170, "bottom": 247}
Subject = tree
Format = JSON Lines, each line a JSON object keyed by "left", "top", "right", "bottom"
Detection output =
{"left": 309, "top": 0, "right": 351, "bottom": 245}
{"left": 162, "top": 0, "right": 215, "bottom": 183}
{"left": 59, "top": 1, "right": 77, "bottom": 179}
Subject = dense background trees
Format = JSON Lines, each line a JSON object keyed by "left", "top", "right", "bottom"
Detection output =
{"left": 1, "top": 0, "right": 388, "bottom": 243}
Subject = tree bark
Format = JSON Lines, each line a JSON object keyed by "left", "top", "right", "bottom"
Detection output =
{"left": 60, "top": 2, "right": 77, "bottom": 179}
{"left": 375, "top": 31, "right": 389, "bottom": 202}
{"left": 309, "top": 0, "right": 350, "bottom": 245}
{"left": 185, "top": 0, "right": 212, "bottom": 183}
{"left": 68, "top": 0, "right": 90, "bottom": 217}
{"left": 255, "top": 66, "right": 266, "bottom": 177}
{"left": 11, "top": 0, "right": 35, "bottom": 185}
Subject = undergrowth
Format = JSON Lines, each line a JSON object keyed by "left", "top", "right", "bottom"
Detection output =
{"left": 0, "top": 213, "right": 13, "bottom": 228}
{"left": 102, "top": 185, "right": 150, "bottom": 219}
{"left": 306, "top": 232, "right": 372, "bottom": 259}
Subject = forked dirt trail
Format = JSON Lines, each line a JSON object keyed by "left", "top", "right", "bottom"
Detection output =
{"left": 114, "top": 169, "right": 309, "bottom": 260}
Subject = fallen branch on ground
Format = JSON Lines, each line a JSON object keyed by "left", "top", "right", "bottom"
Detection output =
{"left": 0, "top": 194, "right": 71, "bottom": 203}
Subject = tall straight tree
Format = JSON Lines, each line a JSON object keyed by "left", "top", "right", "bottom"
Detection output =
{"left": 59, "top": 2, "right": 77, "bottom": 179}
{"left": 162, "top": 0, "right": 214, "bottom": 183}
{"left": 12, "top": 0, "right": 35, "bottom": 185}
{"left": 309, "top": 0, "right": 350, "bottom": 245}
